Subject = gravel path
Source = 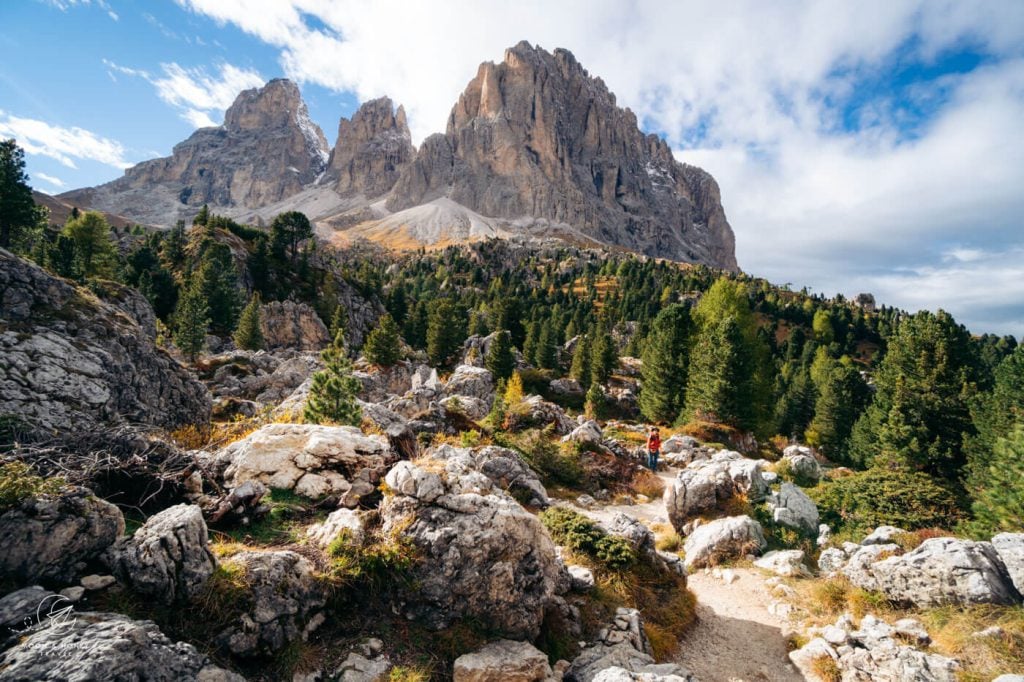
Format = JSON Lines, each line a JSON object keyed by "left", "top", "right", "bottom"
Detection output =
{"left": 578, "top": 467, "right": 805, "bottom": 682}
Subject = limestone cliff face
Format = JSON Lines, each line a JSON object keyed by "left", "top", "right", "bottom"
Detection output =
{"left": 323, "top": 97, "right": 414, "bottom": 199}
{"left": 387, "top": 41, "right": 737, "bottom": 270}
{"left": 61, "top": 79, "right": 329, "bottom": 225}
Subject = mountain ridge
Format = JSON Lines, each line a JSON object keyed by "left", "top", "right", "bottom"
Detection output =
{"left": 60, "top": 42, "right": 738, "bottom": 271}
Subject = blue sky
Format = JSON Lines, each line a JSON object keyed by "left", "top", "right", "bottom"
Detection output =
{"left": 1, "top": 1, "right": 1023, "bottom": 338}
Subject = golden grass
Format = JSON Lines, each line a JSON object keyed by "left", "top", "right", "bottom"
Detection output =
{"left": 810, "top": 655, "right": 842, "bottom": 682}
{"left": 631, "top": 468, "right": 665, "bottom": 499}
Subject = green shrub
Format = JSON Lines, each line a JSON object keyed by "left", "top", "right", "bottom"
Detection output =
{"left": 810, "top": 466, "right": 962, "bottom": 539}
{"left": 0, "top": 461, "right": 65, "bottom": 511}
{"left": 539, "top": 507, "right": 635, "bottom": 569}
{"left": 495, "top": 430, "right": 584, "bottom": 488}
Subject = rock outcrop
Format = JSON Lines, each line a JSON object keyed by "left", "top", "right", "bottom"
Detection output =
{"left": 108, "top": 504, "right": 216, "bottom": 604}
{"left": 259, "top": 300, "right": 331, "bottom": 351}
{"left": 61, "top": 79, "right": 329, "bottom": 226}
{"left": 0, "top": 486, "right": 124, "bottom": 586}
{"left": 380, "top": 461, "right": 565, "bottom": 638}
{"left": 324, "top": 97, "right": 415, "bottom": 198}
{"left": 452, "top": 639, "right": 555, "bottom": 682}
{"left": 212, "top": 423, "right": 394, "bottom": 504}
{"left": 767, "top": 482, "right": 819, "bottom": 534}
{"left": 682, "top": 515, "right": 766, "bottom": 569}
{"left": 216, "top": 550, "right": 326, "bottom": 657}
{"left": 387, "top": 42, "right": 737, "bottom": 270}
{"left": 664, "top": 451, "right": 767, "bottom": 530}
{"left": 0, "top": 249, "right": 211, "bottom": 433}
{"left": 0, "top": 612, "right": 243, "bottom": 681}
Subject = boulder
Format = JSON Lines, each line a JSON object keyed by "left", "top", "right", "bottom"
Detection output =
{"left": 566, "top": 608, "right": 695, "bottom": 681}
{"left": 334, "top": 637, "right": 393, "bottom": 681}
{"left": 754, "top": 550, "right": 809, "bottom": 577}
{"left": 0, "top": 486, "right": 124, "bottom": 586}
{"left": 818, "top": 547, "right": 849, "bottom": 575}
{"left": 661, "top": 435, "right": 699, "bottom": 455}
{"left": 0, "top": 249, "right": 211, "bottom": 434}
{"left": 867, "top": 538, "right": 1021, "bottom": 607}
{"left": 862, "top": 525, "right": 906, "bottom": 545}
{"left": 442, "top": 394, "right": 490, "bottom": 421}
{"left": 445, "top": 365, "right": 495, "bottom": 405}
{"left": 519, "top": 395, "right": 576, "bottom": 434}
{"left": 841, "top": 544, "right": 903, "bottom": 591}
{"left": 664, "top": 452, "right": 767, "bottom": 529}
{"left": 109, "top": 504, "right": 216, "bottom": 604}
{"left": 591, "top": 667, "right": 695, "bottom": 681}
{"left": 259, "top": 300, "right": 330, "bottom": 350}
{"left": 0, "top": 611, "right": 243, "bottom": 681}
{"left": 563, "top": 420, "right": 604, "bottom": 446}
{"left": 0, "top": 586, "right": 58, "bottom": 646}
{"left": 781, "top": 445, "right": 821, "bottom": 483}
{"left": 305, "top": 508, "right": 368, "bottom": 549}
{"left": 992, "top": 533, "right": 1024, "bottom": 595}
{"left": 380, "top": 461, "right": 564, "bottom": 639}
{"left": 767, "top": 482, "right": 819, "bottom": 534}
{"left": 568, "top": 565, "right": 596, "bottom": 592}
{"left": 452, "top": 639, "right": 553, "bottom": 681}
{"left": 213, "top": 423, "right": 393, "bottom": 505}
{"left": 549, "top": 378, "right": 584, "bottom": 397}
{"left": 682, "top": 515, "right": 766, "bottom": 569}
{"left": 425, "top": 444, "right": 550, "bottom": 507}
{"left": 216, "top": 550, "right": 327, "bottom": 656}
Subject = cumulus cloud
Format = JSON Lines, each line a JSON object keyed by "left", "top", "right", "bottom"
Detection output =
{"left": 33, "top": 172, "right": 65, "bottom": 188}
{"left": 0, "top": 110, "right": 130, "bottom": 169}
{"left": 172, "top": 0, "right": 1024, "bottom": 335}
{"left": 104, "top": 59, "right": 265, "bottom": 128}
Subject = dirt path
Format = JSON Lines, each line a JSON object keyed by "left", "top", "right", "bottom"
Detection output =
{"left": 577, "top": 467, "right": 804, "bottom": 682}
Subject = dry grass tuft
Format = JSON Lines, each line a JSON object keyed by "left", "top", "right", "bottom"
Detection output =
{"left": 631, "top": 468, "right": 665, "bottom": 499}
{"left": 810, "top": 655, "right": 842, "bottom": 682}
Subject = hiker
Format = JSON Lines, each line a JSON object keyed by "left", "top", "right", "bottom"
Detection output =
{"left": 646, "top": 427, "right": 661, "bottom": 471}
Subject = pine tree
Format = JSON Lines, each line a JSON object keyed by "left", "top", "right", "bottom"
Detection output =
{"left": 196, "top": 244, "right": 241, "bottom": 334}
{"left": 270, "top": 210, "right": 312, "bottom": 261}
{"left": 537, "top": 322, "right": 559, "bottom": 371}
{"left": 967, "top": 426, "right": 1024, "bottom": 536}
{"left": 173, "top": 279, "right": 210, "bottom": 361}
{"left": 233, "top": 293, "right": 264, "bottom": 350}
{"left": 329, "top": 303, "right": 348, "bottom": 345}
{"left": 965, "top": 345, "right": 1024, "bottom": 495}
{"left": 364, "top": 313, "right": 402, "bottom": 367}
{"left": 590, "top": 328, "right": 617, "bottom": 385}
{"left": 848, "top": 310, "right": 978, "bottom": 480}
{"left": 485, "top": 330, "right": 515, "bottom": 381}
{"left": 569, "top": 334, "right": 591, "bottom": 384}
{"left": 304, "top": 334, "right": 363, "bottom": 426}
{"left": 523, "top": 322, "right": 541, "bottom": 366}
{"left": 639, "top": 304, "right": 693, "bottom": 423}
{"left": 585, "top": 381, "right": 606, "bottom": 420}
{"left": 805, "top": 360, "right": 869, "bottom": 464}
{"left": 0, "top": 139, "right": 38, "bottom": 250}
{"left": 193, "top": 204, "right": 210, "bottom": 227}
{"left": 682, "top": 315, "right": 743, "bottom": 425}
{"left": 62, "top": 210, "right": 115, "bottom": 278}
{"left": 426, "top": 298, "right": 466, "bottom": 367}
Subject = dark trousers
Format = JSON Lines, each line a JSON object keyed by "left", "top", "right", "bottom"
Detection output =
{"left": 647, "top": 449, "right": 659, "bottom": 471}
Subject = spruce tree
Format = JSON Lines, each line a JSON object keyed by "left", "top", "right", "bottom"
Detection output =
{"left": 485, "top": 330, "right": 516, "bottom": 381}
{"left": 967, "top": 426, "right": 1024, "bottom": 536}
{"left": 364, "top": 313, "right": 403, "bottom": 367}
{"left": 805, "top": 360, "right": 869, "bottom": 463}
{"left": 585, "top": 381, "right": 606, "bottom": 420}
{"left": 537, "top": 322, "right": 559, "bottom": 371}
{"left": 426, "top": 298, "right": 466, "bottom": 367}
{"left": 233, "top": 293, "right": 264, "bottom": 351}
{"left": 304, "top": 333, "right": 363, "bottom": 426}
{"left": 0, "top": 139, "right": 37, "bottom": 250}
{"left": 965, "top": 345, "right": 1024, "bottom": 495}
{"left": 639, "top": 304, "right": 693, "bottom": 423}
{"left": 173, "top": 279, "right": 210, "bottom": 361}
{"left": 63, "top": 210, "right": 115, "bottom": 278}
{"left": 523, "top": 322, "right": 541, "bottom": 366}
{"left": 590, "top": 328, "right": 617, "bottom": 385}
{"left": 682, "top": 315, "right": 743, "bottom": 426}
{"left": 197, "top": 244, "right": 241, "bottom": 334}
{"left": 329, "top": 303, "right": 348, "bottom": 344}
{"left": 569, "top": 334, "right": 591, "bottom": 384}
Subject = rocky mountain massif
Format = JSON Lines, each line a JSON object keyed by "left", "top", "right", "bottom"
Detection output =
{"left": 59, "top": 42, "right": 737, "bottom": 270}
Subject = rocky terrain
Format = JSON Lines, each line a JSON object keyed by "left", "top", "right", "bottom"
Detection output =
{"left": 55, "top": 43, "right": 737, "bottom": 270}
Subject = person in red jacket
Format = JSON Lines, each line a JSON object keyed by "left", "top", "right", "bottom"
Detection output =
{"left": 646, "top": 427, "right": 661, "bottom": 471}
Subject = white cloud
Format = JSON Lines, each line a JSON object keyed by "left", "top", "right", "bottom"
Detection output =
{"left": 33, "top": 172, "right": 65, "bottom": 188}
{"left": 0, "top": 110, "right": 130, "bottom": 169}
{"left": 40, "top": 0, "right": 118, "bottom": 19}
{"left": 172, "top": 1, "right": 1024, "bottom": 335}
{"left": 104, "top": 59, "right": 264, "bottom": 128}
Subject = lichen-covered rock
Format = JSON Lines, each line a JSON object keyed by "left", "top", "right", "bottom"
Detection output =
{"left": 682, "top": 515, "right": 766, "bottom": 569}
{"left": 0, "top": 486, "right": 124, "bottom": 586}
{"left": 259, "top": 300, "right": 331, "bottom": 351}
{"left": 380, "top": 461, "right": 564, "bottom": 639}
{"left": 840, "top": 544, "right": 903, "bottom": 591}
{"left": 216, "top": 550, "right": 327, "bottom": 657}
{"left": 452, "top": 639, "right": 553, "bottom": 682}
{"left": 306, "top": 508, "right": 368, "bottom": 549}
{"left": 0, "top": 248, "right": 211, "bottom": 433}
{"left": 818, "top": 547, "right": 849, "bottom": 575}
{"left": 664, "top": 452, "right": 767, "bottom": 530}
{"left": 425, "top": 444, "right": 550, "bottom": 507}
{"left": 754, "top": 550, "right": 809, "bottom": 577}
{"left": 445, "top": 365, "right": 495, "bottom": 406}
{"left": 213, "top": 423, "right": 393, "bottom": 505}
{"left": 781, "top": 445, "right": 821, "bottom": 483}
{"left": 519, "top": 395, "right": 576, "bottom": 435}
{"left": 852, "top": 538, "right": 1021, "bottom": 607}
{"left": 0, "top": 611, "right": 244, "bottom": 681}
{"left": 767, "top": 482, "right": 819, "bottom": 534}
{"left": 108, "top": 504, "right": 215, "bottom": 605}
{"left": 563, "top": 420, "right": 604, "bottom": 446}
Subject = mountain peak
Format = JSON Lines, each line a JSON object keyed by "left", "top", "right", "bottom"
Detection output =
{"left": 323, "top": 96, "right": 414, "bottom": 199}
